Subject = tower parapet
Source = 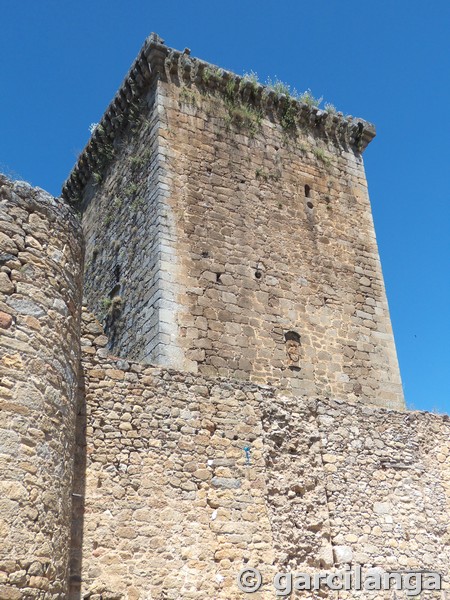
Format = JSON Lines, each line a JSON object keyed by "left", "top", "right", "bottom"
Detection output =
{"left": 0, "top": 176, "right": 83, "bottom": 598}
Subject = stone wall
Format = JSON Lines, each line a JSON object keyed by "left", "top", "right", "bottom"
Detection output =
{"left": 71, "top": 309, "right": 277, "bottom": 600}
{"left": 0, "top": 176, "right": 84, "bottom": 599}
{"left": 265, "top": 395, "right": 450, "bottom": 598}
{"left": 74, "top": 313, "right": 449, "bottom": 599}
{"left": 2, "top": 35, "right": 440, "bottom": 600}
{"left": 157, "top": 78, "right": 404, "bottom": 409}
{"left": 81, "top": 82, "right": 187, "bottom": 371}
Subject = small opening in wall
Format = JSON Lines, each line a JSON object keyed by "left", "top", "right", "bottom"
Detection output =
{"left": 109, "top": 284, "right": 121, "bottom": 299}
{"left": 114, "top": 264, "right": 120, "bottom": 282}
{"left": 285, "top": 331, "right": 301, "bottom": 344}
{"left": 306, "top": 201, "right": 314, "bottom": 209}
{"left": 305, "top": 184, "right": 311, "bottom": 198}
{"left": 216, "top": 272, "right": 222, "bottom": 283}
{"left": 255, "top": 271, "right": 262, "bottom": 279}
{"left": 202, "top": 251, "right": 209, "bottom": 258}
{"left": 285, "top": 330, "right": 301, "bottom": 371}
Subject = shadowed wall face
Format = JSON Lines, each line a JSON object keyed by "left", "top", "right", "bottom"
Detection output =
{"left": 0, "top": 176, "right": 83, "bottom": 598}
{"left": 81, "top": 83, "right": 191, "bottom": 372}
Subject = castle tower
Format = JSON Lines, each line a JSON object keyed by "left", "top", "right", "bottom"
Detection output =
{"left": 63, "top": 33, "right": 404, "bottom": 410}
{"left": 0, "top": 176, "right": 83, "bottom": 598}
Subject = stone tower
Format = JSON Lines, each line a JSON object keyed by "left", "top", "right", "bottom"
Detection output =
{"left": 63, "top": 33, "right": 404, "bottom": 410}
{"left": 3, "top": 34, "right": 448, "bottom": 600}
{"left": 0, "top": 176, "right": 83, "bottom": 597}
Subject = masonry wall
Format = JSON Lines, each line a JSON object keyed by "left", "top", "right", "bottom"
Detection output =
{"left": 0, "top": 176, "right": 83, "bottom": 599}
{"left": 75, "top": 314, "right": 449, "bottom": 600}
{"left": 74, "top": 41, "right": 405, "bottom": 410}
{"left": 157, "top": 79, "right": 404, "bottom": 409}
{"left": 71, "top": 310, "right": 277, "bottom": 600}
{"left": 264, "top": 395, "right": 450, "bottom": 597}
{"left": 81, "top": 82, "right": 188, "bottom": 370}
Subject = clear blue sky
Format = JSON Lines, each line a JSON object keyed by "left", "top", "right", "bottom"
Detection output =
{"left": 1, "top": 0, "right": 448, "bottom": 413}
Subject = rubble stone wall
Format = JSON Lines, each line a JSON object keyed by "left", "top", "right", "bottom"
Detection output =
{"left": 0, "top": 176, "right": 83, "bottom": 599}
{"left": 74, "top": 313, "right": 449, "bottom": 600}
{"left": 265, "top": 395, "right": 450, "bottom": 599}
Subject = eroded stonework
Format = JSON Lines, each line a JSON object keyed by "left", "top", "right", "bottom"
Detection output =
{"left": 0, "top": 176, "right": 83, "bottom": 598}
{"left": 70, "top": 311, "right": 449, "bottom": 599}
{"left": 76, "top": 34, "right": 403, "bottom": 410}
{"left": 0, "top": 33, "right": 448, "bottom": 600}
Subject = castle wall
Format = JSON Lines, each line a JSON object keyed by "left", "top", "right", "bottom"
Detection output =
{"left": 0, "top": 177, "right": 83, "bottom": 599}
{"left": 71, "top": 310, "right": 278, "bottom": 600}
{"left": 81, "top": 82, "right": 188, "bottom": 371}
{"left": 1, "top": 37, "right": 446, "bottom": 600}
{"left": 75, "top": 317, "right": 449, "bottom": 600}
{"left": 265, "top": 396, "right": 450, "bottom": 588}
{"left": 157, "top": 80, "right": 404, "bottom": 409}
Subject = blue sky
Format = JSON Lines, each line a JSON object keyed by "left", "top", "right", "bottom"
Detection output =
{"left": 1, "top": 0, "right": 448, "bottom": 413}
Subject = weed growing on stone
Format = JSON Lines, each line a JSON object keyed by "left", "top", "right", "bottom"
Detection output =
{"left": 280, "top": 100, "right": 298, "bottom": 132}
{"left": 299, "top": 89, "right": 323, "bottom": 108}
{"left": 313, "top": 147, "right": 331, "bottom": 166}
{"left": 202, "top": 66, "right": 222, "bottom": 84}
{"left": 267, "top": 76, "right": 298, "bottom": 99}
{"left": 92, "top": 172, "right": 103, "bottom": 186}
{"left": 241, "top": 71, "right": 260, "bottom": 95}
{"left": 224, "top": 100, "right": 262, "bottom": 137}
{"left": 131, "top": 197, "right": 144, "bottom": 211}
{"left": 129, "top": 149, "right": 150, "bottom": 170}
{"left": 100, "top": 297, "right": 112, "bottom": 312}
{"left": 242, "top": 71, "right": 259, "bottom": 85}
{"left": 179, "top": 87, "right": 197, "bottom": 106}
{"left": 124, "top": 183, "right": 138, "bottom": 197}
{"left": 324, "top": 102, "right": 337, "bottom": 114}
{"left": 98, "top": 141, "right": 115, "bottom": 162}
{"left": 256, "top": 168, "right": 281, "bottom": 182}
{"left": 225, "top": 78, "right": 237, "bottom": 100}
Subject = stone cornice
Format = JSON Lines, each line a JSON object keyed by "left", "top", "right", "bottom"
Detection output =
{"left": 62, "top": 33, "right": 376, "bottom": 204}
